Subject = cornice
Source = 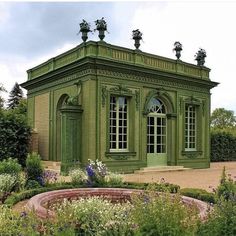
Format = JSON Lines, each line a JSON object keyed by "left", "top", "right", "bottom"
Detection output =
{"left": 23, "top": 64, "right": 216, "bottom": 96}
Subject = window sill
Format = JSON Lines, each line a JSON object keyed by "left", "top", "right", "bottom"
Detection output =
{"left": 105, "top": 152, "right": 136, "bottom": 160}
{"left": 181, "top": 150, "right": 203, "bottom": 159}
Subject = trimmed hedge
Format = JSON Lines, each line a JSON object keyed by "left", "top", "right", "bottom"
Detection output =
{"left": 211, "top": 131, "right": 236, "bottom": 162}
{"left": 5, "top": 182, "right": 180, "bottom": 207}
{"left": 4, "top": 183, "right": 76, "bottom": 207}
{"left": 180, "top": 188, "right": 216, "bottom": 204}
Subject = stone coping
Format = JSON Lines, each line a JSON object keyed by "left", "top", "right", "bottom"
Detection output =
{"left": 26, "top": 41, "right": 210, "bottom": 81}
{"left": 26, "top": 188, "right": 209, "bottom": 220}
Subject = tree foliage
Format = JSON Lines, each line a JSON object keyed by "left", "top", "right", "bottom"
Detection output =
{"left": 0, "top": 84, "right": 7, "bottom": 109}
{"left": 211, "top": 131, "right": 236, "bottom": 162}
{"left": 0, "top": 105, "right": 31, "bottom": 166}
{"left": 211, "top": 108, "right": 236, "bottom": 129}
{"left": 7, "top": 82, "right": 23, "bottom": 109}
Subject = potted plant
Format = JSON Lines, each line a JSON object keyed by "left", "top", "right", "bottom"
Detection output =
{"left": 79, "top": 19, "right": 91, "bottom": 42}
{"left": 195, "top": 48, "right": 207, "bottom": 66}
{"left": 173, "top": 41, "right": 183, "bottom": 60}
{"left": 95, "top": 17, "right": 107, "bottom": 41}
{"left": 132, "top": 29, "right": 143, "bottom": 50}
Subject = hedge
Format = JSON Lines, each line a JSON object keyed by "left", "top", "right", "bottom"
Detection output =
{"left": 211, "top": 131, "right": 236, "bottom": 162}
{"left": 5, "top": 182, "right": 180, "bottom": 207}
{"left": 180, "top": 188, "right": 216, "bottom": 204}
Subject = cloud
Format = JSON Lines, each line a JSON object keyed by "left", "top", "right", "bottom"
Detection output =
{"left": 128, "top": 2, "right": 236, "bottom": 112}
{"left": 0, "top": 2, "right": 122, "bottom": 59}
{"left": 1, "top": 2, "right": 236, "bottom": 113}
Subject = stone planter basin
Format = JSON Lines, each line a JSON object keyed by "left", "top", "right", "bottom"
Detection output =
{"left": 26, "top": 188, "right": 209, "bottom": 220}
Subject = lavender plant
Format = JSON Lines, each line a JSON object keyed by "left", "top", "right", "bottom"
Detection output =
{"left": 42, "top": 170, "right": 58, "bottom": 186}
{"left": 86, "top": 159, "right": 107, "bottom": 186}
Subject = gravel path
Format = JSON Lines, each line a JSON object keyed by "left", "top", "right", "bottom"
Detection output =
{"left": 123, "top": 162, "right": 236, "bottom": 191}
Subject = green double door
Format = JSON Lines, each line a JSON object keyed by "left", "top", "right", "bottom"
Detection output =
{"left": 147, "top": 114, "right": 167, "bottom": 166}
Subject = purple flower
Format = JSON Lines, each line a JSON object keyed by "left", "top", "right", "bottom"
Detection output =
{"left": 42, "top": 170, "right": 58, "bottom": 184}
{"left": 86, "top": 166, "right": 95, "bottom": 177}
{"left": 37, "top": 176, "right": 45, "bottom": 186}
{"left": 143, "top": 195, "right": 150, "bottom": 204}
{"left": 20, "top": 211, "right": 27, "bottom": 218}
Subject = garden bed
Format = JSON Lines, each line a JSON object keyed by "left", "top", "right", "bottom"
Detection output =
{"left": 26, "top": 188, "right": 209, "bottom": 220}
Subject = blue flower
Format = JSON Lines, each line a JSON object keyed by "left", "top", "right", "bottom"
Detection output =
{"left": 86, "top": 166, "right": 95, "bottom": 177}
{"left": 37, "top": 176, "right": 45, "bottom": 186}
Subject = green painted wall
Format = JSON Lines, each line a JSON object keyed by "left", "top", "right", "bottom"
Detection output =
{"left": 22, "top": 41, "right": 218, "bottom": 172}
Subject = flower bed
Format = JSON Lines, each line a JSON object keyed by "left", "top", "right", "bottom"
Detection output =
{"left": 26, "top": 188, "right": 209, "bottom": 220}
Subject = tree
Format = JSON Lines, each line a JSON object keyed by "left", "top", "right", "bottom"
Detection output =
{"left": 0, "top": 110, "right": 31, "bottom": 165}
{"left": 211, "top": 108, "right": 236, "bottom": 129}
{"left": 7, "top": 82, "right": 23, "bottom": 109}
{"left": 0, "top": 83, "right": 6, "bottom": 109}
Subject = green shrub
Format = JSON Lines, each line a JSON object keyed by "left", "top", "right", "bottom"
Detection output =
{"left": 197, "top": 199, "right": 236, "bottom": 236}
{"left": 0, "top": 111, "right": 31, "bottom": 166}
{"left": 150, "top": 181, "right": 180, "bottom": 193}
{"left": 180, "top": 188, "right": 216, "bottom": 203}
{"left": 0, "top": 158, "right": 22, "bottom": 192}
{"left": 197, "top": 168, "right": 236, "bottom": 235}
{"left": 18, "top": 172, "right": 27, "bottom": 191}
{"left": 69, "top": 168, "right": 88, "bottom": 185}
{"left": 216, "top": 167, "right": 236, "bottom": 201}
{"left": 0, "top": 205, "right": 75, "bottom": 235}
{"left": 0, "top": 174, "right": 17, "bottom": 193}
{"left": 211, "top": 131, "right": 236, "bottom": 161}
{"left": 131, "top": 191, "right": 200, "bottom": 236}
{"left": 0, "top": 158, "right": 22, "bottom": 176}
{"left": 104, "top": 172, "right": 124, "bottom": 186}
{"left": 25, "top": 180, "right": 42, "bottom": 190}
{"left": 25, "top": 152, "right": 44, "bottom": 184}
{"left": 4, "top": 183, "right": 76, "bottom": 207}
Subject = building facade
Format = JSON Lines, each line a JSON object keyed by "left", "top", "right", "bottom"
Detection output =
{"left": 22, "top": 40, "right": 218, "bottom": 173}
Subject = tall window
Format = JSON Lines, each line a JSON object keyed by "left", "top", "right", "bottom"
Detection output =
{"left": 110, "top": 96, "right": 128, "bottom": 151}
{"left": 185, "top": 105, "right": 196, "bottom": 150}
{"left": 147, "top": 98, "right": 166, "bottom": 154}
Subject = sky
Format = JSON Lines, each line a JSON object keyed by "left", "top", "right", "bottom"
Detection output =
{"left": 0, "top": 1, "right": 236, "bottom": 113}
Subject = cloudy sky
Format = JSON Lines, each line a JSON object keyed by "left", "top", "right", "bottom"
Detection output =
{"left": 0, "top": 1, "right": 236, "bottom": 112}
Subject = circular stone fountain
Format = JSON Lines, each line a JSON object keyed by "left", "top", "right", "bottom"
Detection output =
{"left": 26, "top": 188, "right": 209, "bottom": 219}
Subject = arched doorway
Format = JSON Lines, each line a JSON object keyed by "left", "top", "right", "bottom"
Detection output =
{"left": 147, "top": 98, "right": 167, "bottom": 166}
{"left": 56, "top": 94, "right": 69, "bottom": 161}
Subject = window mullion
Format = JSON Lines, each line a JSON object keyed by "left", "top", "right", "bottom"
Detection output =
{"left": 154, "top": 117, "right": 157, "bottom": 153}
{"left": 188, "top": 107, "right": 190, "bottom": 149}
{"left": 116, "top": 99, "right": 119, "bottom": 150}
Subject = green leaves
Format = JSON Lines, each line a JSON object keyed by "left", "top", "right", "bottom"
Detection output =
{"left": 211, "top": 108, "right": 236, "bottom": 129}
{"left": 211, "top": 132, "right": 236, "bottom": 161}
{"left": 0, "top": 111, "right": 31, "bottom": 166}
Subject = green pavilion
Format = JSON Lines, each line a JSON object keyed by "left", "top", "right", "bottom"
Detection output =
{"left": 21, "top": 20, "right": 218, "bottom": 173}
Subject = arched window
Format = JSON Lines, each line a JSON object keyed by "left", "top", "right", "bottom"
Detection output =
{"left": 147, "top": 98, "right": 166, "bottom": 114}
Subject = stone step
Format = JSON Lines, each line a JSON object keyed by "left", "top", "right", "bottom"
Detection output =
{"left": 42, "top": 161, "right": 61, "bottom": 171}
{"left": 134, "top": 166, "right": 191, "bottom": 174}
{"left": 44, "top": 168, "right": 61, "bottom": 174}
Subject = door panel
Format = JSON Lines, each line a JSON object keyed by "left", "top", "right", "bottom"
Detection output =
{"left": 147, "top": 115, "right": 167, "bottom": 166}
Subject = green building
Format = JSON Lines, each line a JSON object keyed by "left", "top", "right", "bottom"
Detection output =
{"left": 21, "top": 33, "right": 218, "bottom": 173}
